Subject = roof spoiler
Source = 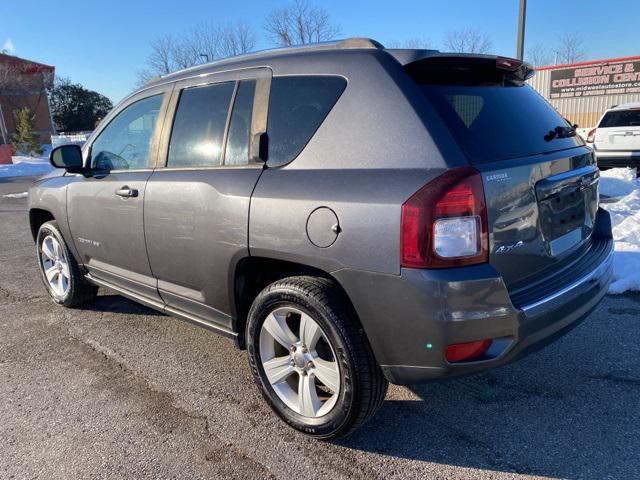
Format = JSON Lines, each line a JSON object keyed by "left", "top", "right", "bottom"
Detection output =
{"left": 384, "top": 49, "right": 441, "bottom": 66}
{"left": 396, "top": 53, "right": 535, "bottom": 85}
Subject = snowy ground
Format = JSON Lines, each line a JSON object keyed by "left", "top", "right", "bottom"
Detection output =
{"left": 599, "top": 168, "right": 640, "bottom": 294}
{"left": 0, "top": 145, "right": 53, "bottom": 179}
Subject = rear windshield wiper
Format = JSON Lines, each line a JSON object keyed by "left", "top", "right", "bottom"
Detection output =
{"left": 544, "top": 125, "right": 577, "bottom": 142}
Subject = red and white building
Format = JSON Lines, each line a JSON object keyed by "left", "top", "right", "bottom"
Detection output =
{"left": 0, "top": 53, "right": 55, "bottom": 145}
{"left": 528, "top": 55, "right": 640, "bottom": 128}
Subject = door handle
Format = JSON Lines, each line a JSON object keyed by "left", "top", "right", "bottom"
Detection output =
{"left": 115, "top": 186, "right": 138, "bottom": 198}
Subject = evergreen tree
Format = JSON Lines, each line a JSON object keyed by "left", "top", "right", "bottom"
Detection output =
{"left": 48, "top": 78, "right": 113, "bottom": 132}
{"left": 11, "top": 107, "right": 42, "bottom": 156}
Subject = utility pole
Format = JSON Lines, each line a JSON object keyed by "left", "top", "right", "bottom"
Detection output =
{"left": 516, "top": 0, "right": 527, "bottom": 60}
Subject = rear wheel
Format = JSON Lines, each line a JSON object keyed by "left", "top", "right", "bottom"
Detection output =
{"left": 36, "top": 221, "right": 97, "bottom": 307}
{"left": 246, "top": 276, "right": 388, "bottom": 439}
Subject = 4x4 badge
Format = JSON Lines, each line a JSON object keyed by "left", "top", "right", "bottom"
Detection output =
{"left": 494, "top": 240, "right": 524, "bottom": 254}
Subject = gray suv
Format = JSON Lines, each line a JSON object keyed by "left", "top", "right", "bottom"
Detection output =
{"left": 29, "top": 38, "right": 614, "bottom": 438}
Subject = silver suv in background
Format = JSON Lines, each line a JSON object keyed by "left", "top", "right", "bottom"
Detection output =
{"left": 588, "top": 102, "right": 640, "bottom": 172}
{"left": 29, "top": 39, "right": 613, "bottom": 439}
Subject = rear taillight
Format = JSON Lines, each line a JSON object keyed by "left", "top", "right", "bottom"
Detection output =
{"left": 401, "top": 167, "right": 488, "bottom": 268}
{"left": 586, "top": 128, "right": 597, "bottom": 143}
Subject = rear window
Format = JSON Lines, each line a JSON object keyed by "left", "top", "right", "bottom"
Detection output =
{"left": 598, "top": 110, "right": 640, "bottom": 128}
{"left": 422, "top": 84, "right": 582, "bottom": 163}
{"left": 168, "top": 82, "right": 234, "bottom": 168}
{"left": 267, "top": 76, "right": 346, "bottom": 167}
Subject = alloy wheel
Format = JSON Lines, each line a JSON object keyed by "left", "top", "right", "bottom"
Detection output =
{"left": 40, "top": 235, "right": 70, "bottom": 297}
{"left": 259, "top": 306, "right": 341, "bottom": 418}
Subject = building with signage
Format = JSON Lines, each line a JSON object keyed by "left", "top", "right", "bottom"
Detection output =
{"left": 0, "top": 53, "right": 55, "bottom": 145}
{"left": 528, "top": 55, "right": 640, "bottom": 128}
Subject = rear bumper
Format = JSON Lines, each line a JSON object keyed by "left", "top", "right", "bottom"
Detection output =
{"left": 334, "top": 210, "right": 614, "bottom": 385}
{"left": 595, "top": 150, "right": 640, "bottom": 170}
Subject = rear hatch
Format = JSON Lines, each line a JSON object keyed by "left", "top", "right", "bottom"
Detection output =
{"left": 595, "top": 108, "right": 640, "bottom": 152}
{"left": 406, "top": 54, "right": 599, "bottom": 288}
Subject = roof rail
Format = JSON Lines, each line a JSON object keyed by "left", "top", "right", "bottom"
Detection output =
{"left": 335, "top": 38, "right": 384, "bottom": 49}
{"left": 148, "top": 38, "right": 385, "bottom": 85}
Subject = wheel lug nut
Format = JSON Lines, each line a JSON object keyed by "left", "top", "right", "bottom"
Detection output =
{"left": 290, "top": 345, "right": 296, "bottom": 352}
{"left": 307, "top": 361, "right": 314, "bottom": 369}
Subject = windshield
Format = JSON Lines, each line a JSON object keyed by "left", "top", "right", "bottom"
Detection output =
{"left": 421, "top": 84, "right": 583, "bottom": 163}
{"left": 599, "top": 110, "right": 640, "bottom": 128}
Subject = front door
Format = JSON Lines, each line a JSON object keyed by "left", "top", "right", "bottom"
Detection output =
{"left": 67, "top": 88, "right": 170, "bottom": 301}
{"left": 144, "top": 69, "right": 270, "bottom": 328}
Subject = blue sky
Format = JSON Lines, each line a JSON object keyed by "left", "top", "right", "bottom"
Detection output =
{"left": 4, "top": 0, "right": 639, "bottom": 102}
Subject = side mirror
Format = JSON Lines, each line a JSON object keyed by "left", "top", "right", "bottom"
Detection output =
{"left": 50, "top": 144, "right": 84, "bottom": 172}
{"left": 251, "top": 131, "right": 268, "bottom": 163}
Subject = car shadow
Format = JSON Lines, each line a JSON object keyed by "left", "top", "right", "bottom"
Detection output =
{"left": 334, "top": 320, "right": 640, "bottom": 479}
{"left": 82, "top": 294, "right": 164, "bottom": 316}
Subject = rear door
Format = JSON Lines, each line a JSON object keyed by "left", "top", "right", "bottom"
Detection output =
{"left": 144, "top": 68, "right": 270, "bottom": 328}
{"left": 595, "top": 108, "right": 640, "bottom": 152}
{"left": 416, "top": 56, "right": 598, "bottom": 288}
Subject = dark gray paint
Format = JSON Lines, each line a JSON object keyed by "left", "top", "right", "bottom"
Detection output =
{"left": 28, "top": 41, "right": 614, "bottom": 384}
{"left": 66, "top": 170, "right": 160, "bottom": 300}
{"left": 145, "top": 167, "right": 263, "bottom": 328}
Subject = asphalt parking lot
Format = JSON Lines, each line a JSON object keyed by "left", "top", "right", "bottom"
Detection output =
{"left": 1, "top": 175, "right": 639, "bottom": 480}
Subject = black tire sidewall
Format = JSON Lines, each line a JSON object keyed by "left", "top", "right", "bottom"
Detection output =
{"left": 36, "top": 221, "right": 76, "bottom": 306}
{"left": 247, "top": 285, "right": 358, "bottom": 438}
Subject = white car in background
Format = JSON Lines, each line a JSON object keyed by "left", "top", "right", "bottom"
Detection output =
{"left": 588, "top": 102, "right": 640, "bottom": 172}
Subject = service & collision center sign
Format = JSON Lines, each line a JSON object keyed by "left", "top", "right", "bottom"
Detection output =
{"left": 549, "top": 59, "right": 640, "bottom": 98}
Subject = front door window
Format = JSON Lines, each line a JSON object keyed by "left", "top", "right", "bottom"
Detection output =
{"left": 91, "top": 94, "right": 163, "bottom": 170}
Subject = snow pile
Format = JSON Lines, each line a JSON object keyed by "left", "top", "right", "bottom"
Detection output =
{"left": 0, "top": 145, "right": 53, "bottom": 178}
{"left": 600, "top": 168, "right": 640, "bottom": 294}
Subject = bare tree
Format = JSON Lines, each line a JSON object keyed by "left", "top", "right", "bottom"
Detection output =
{"left": 526, "top": 43, "right": 552, "bottom": 67}
{"left": 138, "top": 22, "right": 256, "bottom": 83}
{"left": 443, "top": 27, "right": 492, "bottom": 54}
{"left": 387, "top": 37, "right": 433, "bottom": 49}
{"left": 264, "top": 0, "right": 340, "bottom": 47}
{"left": 555, "top": 32, "right": 586, "bottom": 64}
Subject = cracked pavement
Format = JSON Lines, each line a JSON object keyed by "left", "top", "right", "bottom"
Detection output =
{"left": 1, "top": 176, "right": 639, "bottom": 479}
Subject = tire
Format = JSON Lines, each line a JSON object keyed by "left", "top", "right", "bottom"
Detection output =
{"left": 246, "top": 276, "right": 388, "bottom": 439}
{"left": 36, "top": 220, "right": 98, "bottom": 307}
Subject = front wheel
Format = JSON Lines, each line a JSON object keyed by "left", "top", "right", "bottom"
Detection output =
{"left": 36, "top": 220, "right": 98, "bottom": 307}
{"left": 246, "top": 276, "right": 388, "bottom": 439}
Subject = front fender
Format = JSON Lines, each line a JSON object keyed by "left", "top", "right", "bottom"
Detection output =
{"left": 28, "top": 175, "right": 82, "bottom": 265}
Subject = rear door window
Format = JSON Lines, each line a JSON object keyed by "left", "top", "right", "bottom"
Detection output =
{"left": 224, "top": 80, "right": 256, "bottom": 166}
{"left": 167, "top": 82, "right": 234, "bottom": 168}
{"left": 267, "top": 76, "right": 346, "bottom": 166}
{"left": 422, "top": 84, "right": 582, "bottom": 163}
{"left": 598, "top": 110, "right": 640, "bottom": 128}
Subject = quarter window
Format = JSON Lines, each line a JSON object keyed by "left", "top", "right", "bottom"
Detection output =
{"left": 224, "top": 80, "right": 256, "bottom": 166}
{"left": 168, "top": 82, "right": 234, "bottom": 168}
{"left": 267, "top": 76, "right": 346, "bottom": 167}
{"left": 91, "top": 94, "right": 163, "bottom": 170}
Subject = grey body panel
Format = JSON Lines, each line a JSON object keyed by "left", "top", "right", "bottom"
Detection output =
{"left": 478, "top": 146, "right": 599, "bottom": 288}
{"left": 250, "top": 168, "right": 443, "bottom": 275}
{"left": 66, "top": 170, "right": 159, "bottom": 300}
{"left": 145, "top": 167, "right": 263, "bottom": 328}
{"left": 27, "top": 175, "right": 80, "bottom": 260}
